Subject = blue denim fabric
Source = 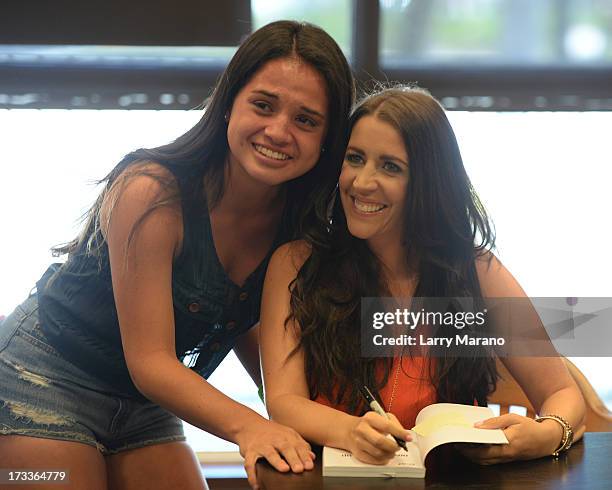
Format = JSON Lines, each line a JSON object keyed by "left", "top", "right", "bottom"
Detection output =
{"left": 0, "top": 295, "right": 185, "bottom": 454}
{"left": 36, "top": 195, "right": 278, "bottom": 397}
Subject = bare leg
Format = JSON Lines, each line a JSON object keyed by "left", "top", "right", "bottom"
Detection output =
{"left": 105, "top": 441, "right": 207, "bottom": 490}
{"left": 0, "top": 435, "right": 107, "bottom": 490}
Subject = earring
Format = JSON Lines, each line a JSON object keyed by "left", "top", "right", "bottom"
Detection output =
{"left": 320, "top": 146, "right": 326, "bottom": 154}
{"left": 326, "top": 184, "right": 339, "bottom": 226}
{"left": 224, "top": 112, "right": 229, "bottom": 123}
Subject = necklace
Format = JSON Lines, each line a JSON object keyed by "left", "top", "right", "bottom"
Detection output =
{"left": 387, "top": 355, "right": 402, "bottom": 412}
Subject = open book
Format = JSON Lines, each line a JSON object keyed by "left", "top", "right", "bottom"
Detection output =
{"left": 323, "top": 403, "right": 508, "bottom": 478}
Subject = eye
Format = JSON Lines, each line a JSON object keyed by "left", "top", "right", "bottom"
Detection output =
{"left": 252, "top": 100, "right": 273, "bottom": 112}
{"left": 382, "top": 161, "right": 403, "bottom": 174}
{"left": 344, "top": 152, "right": 364, "bottom": 165}
{"left": 296, "top": 115, "right": 317, "bottom": 128}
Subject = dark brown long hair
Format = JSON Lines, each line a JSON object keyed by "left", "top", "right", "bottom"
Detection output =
{"left": 53, "top": 20, "right": 355, "bottom": 259}
{"left": 289, "top": 87, "right": 498, "bottom": 413}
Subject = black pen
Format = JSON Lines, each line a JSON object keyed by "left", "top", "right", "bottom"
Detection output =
{"left": 360, "top": 385, "right": 408, "bottom": 452}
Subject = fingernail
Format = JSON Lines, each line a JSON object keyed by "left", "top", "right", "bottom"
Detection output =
{"left": 474, "top": 421, "right": 483, "bottom": 427}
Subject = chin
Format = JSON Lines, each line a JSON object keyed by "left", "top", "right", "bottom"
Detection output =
{"left": 346, "top": 223, "right": 374, "bottom": 240}
{"left": 244, "top": 162, "right": 292, "bottom": 187}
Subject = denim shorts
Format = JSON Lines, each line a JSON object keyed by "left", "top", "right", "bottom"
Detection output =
{"left": 0, "top": 295, "right": 186, "bottom": 455}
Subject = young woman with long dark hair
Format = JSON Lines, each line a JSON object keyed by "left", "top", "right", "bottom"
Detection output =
{"left": 0, "top": 21, "right": 354, "bottom": 490}
{"left": 260, "top": 87, "right": 584, "bottom": 466}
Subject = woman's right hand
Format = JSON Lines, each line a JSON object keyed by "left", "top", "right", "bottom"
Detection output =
{"left": 345, "top": 411, "right": 412, "bottom": 465}
{"left": 235, "top": 418, "right": 315, "bottom": 489}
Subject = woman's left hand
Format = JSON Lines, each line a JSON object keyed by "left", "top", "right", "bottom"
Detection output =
{"left": 456, "top": 413, "right": 561, "bottom": 464}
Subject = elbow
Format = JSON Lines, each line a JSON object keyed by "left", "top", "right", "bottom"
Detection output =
{"left": 571, "top": 383, "right": 587, "bottom": 422}
{"left": 550, "top": 384, "right": 586, "bottom": 436}
{"left": 264, "top": 393, "right": 281, "bottom": 420}
{"left": 574, "top": 385, "right": 587, "bottom": 442}
{"left": 124, "top": 352, "right": 178, "bottom": 401}
{"left": 126, "top": 363, "right": 156, "bottom": 399}
{"left": 130, "top": 374, "right": 155, "bottom": 400}
{"left": 577, "top": 392, "right": 587, "bottom": 437}
{"left": 265, "top": 392, "right": 294, "bottom": 424}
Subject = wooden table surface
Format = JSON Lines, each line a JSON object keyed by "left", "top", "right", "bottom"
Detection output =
{"left": 251, "top": 432, "right": 612, "bottom": 490}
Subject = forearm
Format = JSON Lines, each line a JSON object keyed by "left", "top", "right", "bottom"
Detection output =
{"left": 233, "top": 326, "right": 262, "bottom": 388}
{"left": 537, "top": 384, "right": 586, "bottom": 449}
{"left": 132, "top": 356, "right": 265, "bottom": 443}
{"left": 268, "top": 393, "right": 357, "bottom": 449}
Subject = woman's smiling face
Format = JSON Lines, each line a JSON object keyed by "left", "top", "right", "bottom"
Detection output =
{"left": 226, "top": 56, "right": 328, "bottom": 188}
{"left": 339, "top": 115, "right": 410, "bottom": 247}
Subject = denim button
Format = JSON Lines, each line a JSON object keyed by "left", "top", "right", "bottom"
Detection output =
{"left": 239, "top": 292, "right": 248, "bottom": 301}
{"left": 226, "top": 321, "right": 236, "bottom": 331}
{"left": 210, "top": 342, "right": 221, "bottom": 352}
{"left": 188, "top": 302, "right": 200, "bottom": 313}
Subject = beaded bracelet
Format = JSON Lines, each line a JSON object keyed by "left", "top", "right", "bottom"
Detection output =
{"left": 535, "top": 414, "right": 574, "bottom": 457}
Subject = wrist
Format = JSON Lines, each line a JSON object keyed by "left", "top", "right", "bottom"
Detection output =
{"left": 538, "top": 419, "right": 564, "bottom": 454}
{"left": 230, "top": 409, "right": 266, "bottom": 444}
{"left": 340, "top": 415, "right": 361, "bottom": 450}
{"left": 535, "top": 415, "right": 573, "bottom": 457}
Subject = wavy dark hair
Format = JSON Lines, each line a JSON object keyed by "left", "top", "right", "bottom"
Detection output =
{"left": 53, "top": 20, "right": 355, "bottom": 259}
{"left": 289, "top": 86, "right": 498, "bottom": 414}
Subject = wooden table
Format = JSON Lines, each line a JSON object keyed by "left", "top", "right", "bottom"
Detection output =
{"left": 253, "top": 432, "right": 612, "bottom": 490}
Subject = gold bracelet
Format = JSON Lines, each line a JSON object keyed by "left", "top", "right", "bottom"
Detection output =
{"left": 535, "top": 414, "right": 573, "bottom": 457}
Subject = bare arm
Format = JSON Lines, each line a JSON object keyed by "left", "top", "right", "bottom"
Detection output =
{"left": 234, "top": 324, "right": 262, "bottom": 388}
{"left": 102, "top": 164, "right": 313, "bottom": 487}
{"left": 461, "top": 255, "right": 586, "bottom": 463}
{"left": 260, "top": 242, "right": 411, "bottom": 464}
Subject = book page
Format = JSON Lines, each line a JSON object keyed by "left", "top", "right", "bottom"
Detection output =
{"left": 412, "top": 403, "right": 508, "bottom": 460}
{"left": 324, "top": 441, "right": 424, "bottom": 471}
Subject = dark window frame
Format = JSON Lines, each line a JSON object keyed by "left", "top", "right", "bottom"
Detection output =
{"left": 1, "top": 1, "right": 611, "bottom": 111}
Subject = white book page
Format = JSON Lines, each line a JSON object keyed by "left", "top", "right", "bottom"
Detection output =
{"left": 412, "top": 403, "right": 509, "bottom": 460}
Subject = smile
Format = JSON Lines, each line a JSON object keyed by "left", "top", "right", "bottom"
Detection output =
{"left": 253, "top": 144, "right": 291, "bottom": 161}
{"left": 352, "top": 197, "right": 387, "bottom": 214}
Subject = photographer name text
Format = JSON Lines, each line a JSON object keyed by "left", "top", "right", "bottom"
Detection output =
{"left": 372, "top": 334, "right": 505, "bottom": 347}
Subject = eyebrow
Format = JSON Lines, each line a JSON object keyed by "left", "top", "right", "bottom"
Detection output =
{"left": 382, "top": 153, "right": 409, "bottom": 167}
{"left": 346, "top": 145, "right": 409, "bottom": 167}
{"left": 346, "top": 145, "right": 365, "bottom": 155}
{"left": 252, "top": 90, "right": 326, "bottom": 120}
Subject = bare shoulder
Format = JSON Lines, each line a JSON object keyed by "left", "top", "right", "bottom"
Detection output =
{"left": 108, "top": 160, "right": 180, "bottom": 202}
{"left": 269, "top": 240, "right": 312, "bottom": 276}
{"left": 475, "top": 250, "right": 527, "bottom": 298}
{"left": 100, "top": 160, "right": 182, "bottom": 237}
{"left": 474, "top": 250, "right": 500, "bottom": 274}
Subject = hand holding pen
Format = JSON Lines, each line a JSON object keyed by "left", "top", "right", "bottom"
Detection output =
{"left": 360, "top": 385, "right": 410, "bottom": 452}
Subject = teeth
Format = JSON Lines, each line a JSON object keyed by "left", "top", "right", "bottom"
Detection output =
{"left": 254, "top": 144, "right": 290, "bottom": 161}
{"left": 354, "top": 198, "right": 385, "bottom": 213}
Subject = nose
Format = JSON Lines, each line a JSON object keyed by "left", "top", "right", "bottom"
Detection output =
{"left": 352, "top": 164, "right": 378, "bottom": 193}
{"left": 264, "top": 114, "right": 291, "bottom": 146}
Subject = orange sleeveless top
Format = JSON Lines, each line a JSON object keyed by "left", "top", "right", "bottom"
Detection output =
{"left": 313, "top": 356, "right": 437, "bottom": 429}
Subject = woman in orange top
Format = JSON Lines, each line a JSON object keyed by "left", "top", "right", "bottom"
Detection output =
{"left": 260, "top": 87, "right": 585, "bottom": 465}
{"left": 313, "top": 356, "right": 436, "bottom": 432}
